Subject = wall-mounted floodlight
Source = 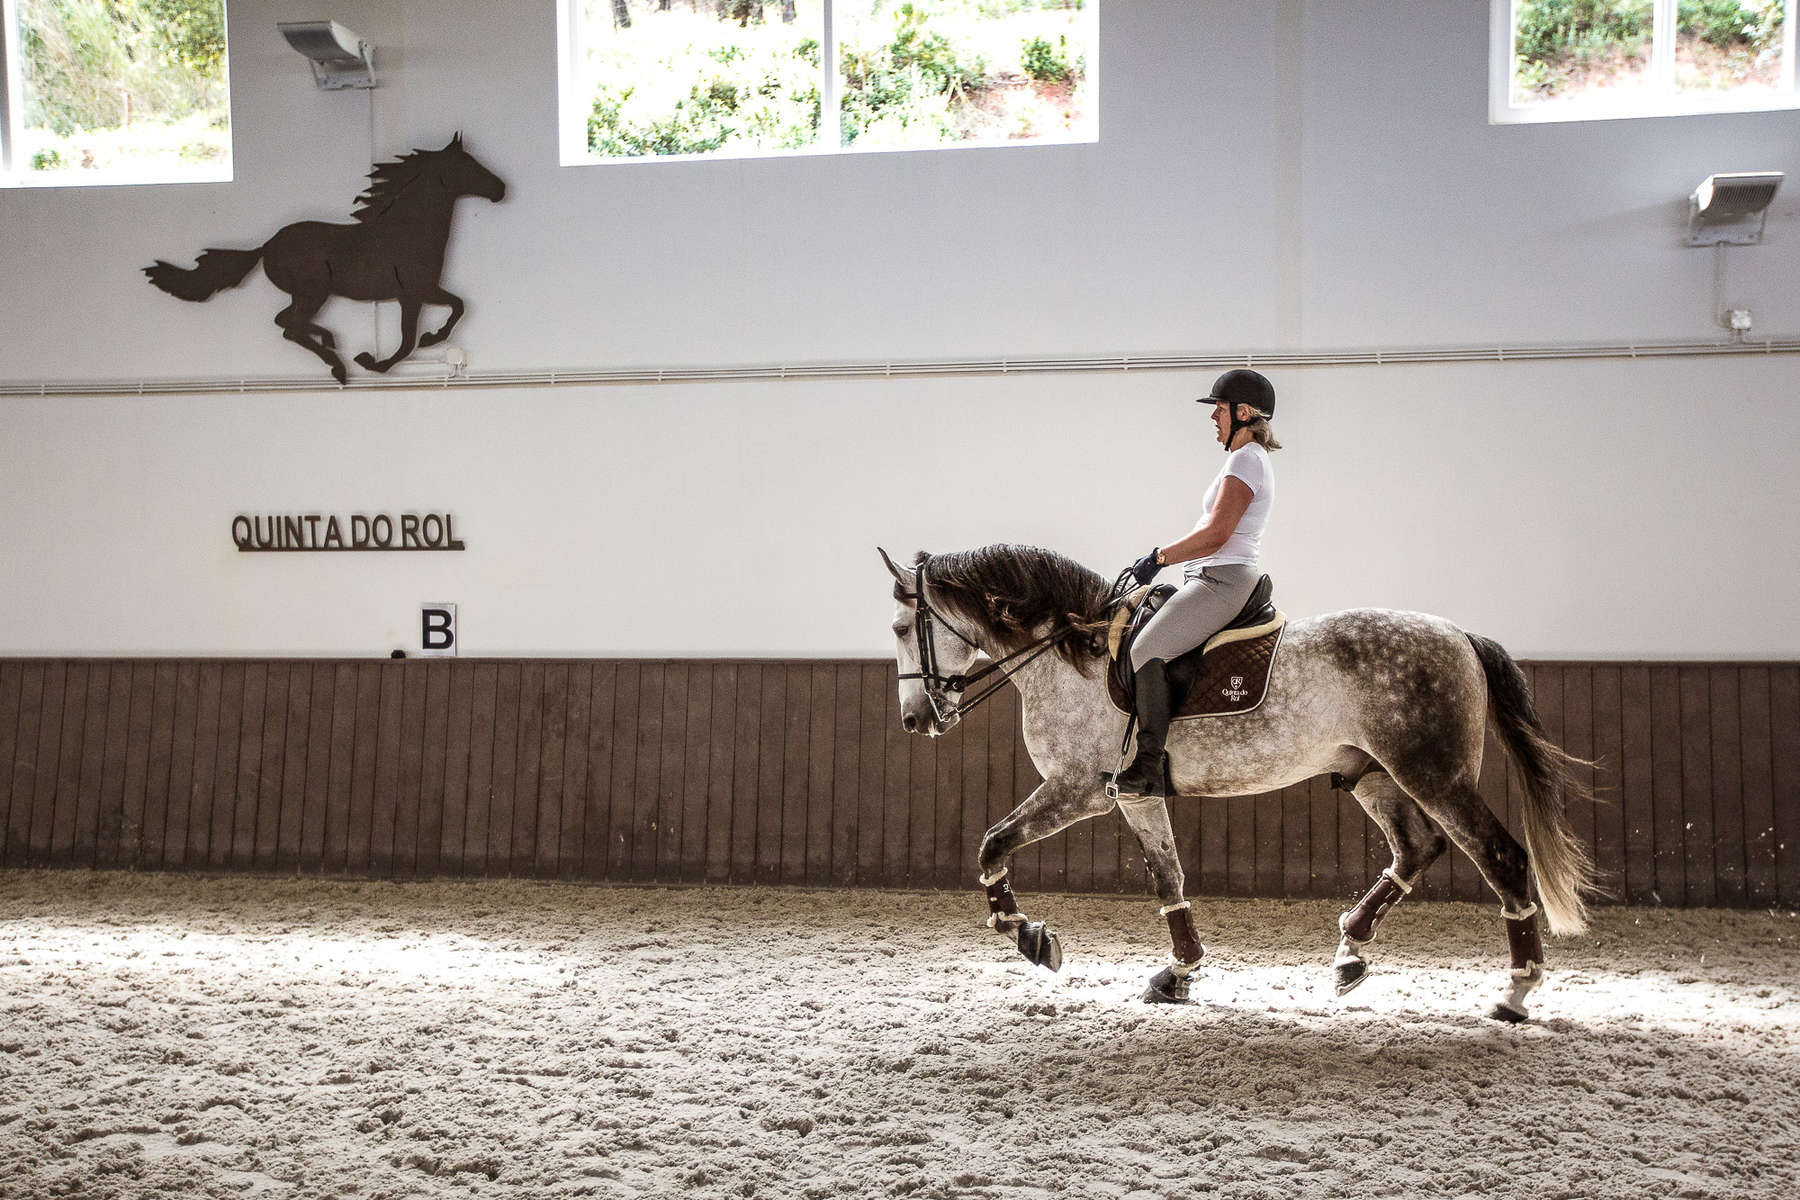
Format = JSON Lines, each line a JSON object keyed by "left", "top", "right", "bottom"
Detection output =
{"left": 1687, "top": 172, "right": 1783, "bottom": 247}
{"left": 277, "top": 20, "right": 376, "bottom": 90}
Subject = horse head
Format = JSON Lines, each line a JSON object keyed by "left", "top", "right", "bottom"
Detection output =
{"left": 437, "top": 133, "right": 506, "bottom": 203}
{"left": 880, "top": 547, "right": 979, "bottom": 737}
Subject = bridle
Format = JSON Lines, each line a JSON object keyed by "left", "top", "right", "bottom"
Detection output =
{"left": 895, "top": 556, "right": 1072, "bottom": 724}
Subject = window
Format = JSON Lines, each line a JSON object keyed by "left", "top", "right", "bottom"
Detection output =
{"left": 1, "top": 0, "right": 231, "bottom": 186}
{"left": 558, "top": 0, "right": 1096, "bottom": 164}
{"left": 1492, "top": 0, "right": 1799, "bottom": 122}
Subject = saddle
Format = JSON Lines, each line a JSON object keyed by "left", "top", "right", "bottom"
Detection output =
{"left": 1106, "top": 575, "right": 1285, "bottom": 719}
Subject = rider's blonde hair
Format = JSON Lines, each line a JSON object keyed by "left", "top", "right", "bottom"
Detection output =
{"left": 1246, "top": 415, "right": 1282, "bottom": 451}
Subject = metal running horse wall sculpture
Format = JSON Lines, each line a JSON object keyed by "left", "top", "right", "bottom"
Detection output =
{"left": 143, "top": 135, "right": 505, "bottom": 384}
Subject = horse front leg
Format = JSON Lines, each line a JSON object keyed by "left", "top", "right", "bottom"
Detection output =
{"left": 977, "top": 780, "right": 1115, "bottom": 973}
{"left": 1333, "top": 769, "right": 1447, "bottom": 996}
{"left": 417, "top": 286, "right": 464, "bottom": 348}
{"left": 1114, "top": 794, "right": 1205, "bottom": 1004}
{"left": 355, "top": 298, "right": 421, "bottom": 373}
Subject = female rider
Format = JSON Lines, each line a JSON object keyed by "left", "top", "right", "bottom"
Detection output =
{"left": 1110, "top": 368, "right": 1281, "bottom": 798}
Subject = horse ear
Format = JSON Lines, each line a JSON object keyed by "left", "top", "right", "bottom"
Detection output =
{"left": 448, "top": 132, "right": 463, "bottom": 150}
{"left": 878, "top": 547, "right": 914, "bottom": 586}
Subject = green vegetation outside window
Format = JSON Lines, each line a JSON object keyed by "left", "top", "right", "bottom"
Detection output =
{"left": 567, "top": 0, "right": 1096, "bottom": 163}
{"left": 1497, "top": 0, "right": 1799, "bottom": 121}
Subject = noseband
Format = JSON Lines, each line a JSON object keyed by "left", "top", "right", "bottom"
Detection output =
{"left": 896, "top": 557, "right": 1070, "bottom": 723}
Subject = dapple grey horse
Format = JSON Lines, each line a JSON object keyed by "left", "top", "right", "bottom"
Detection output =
{"left": 881, "top": 544, "right": 1598, "bottom": 1021}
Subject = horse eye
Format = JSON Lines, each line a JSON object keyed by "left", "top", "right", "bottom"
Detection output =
{"left": 892, "top": 625, "right": 910, "bottom": 638}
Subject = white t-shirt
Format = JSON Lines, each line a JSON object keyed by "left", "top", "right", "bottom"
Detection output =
{"left": 1186, "top": 442, "right": 1273, "bottom": 577}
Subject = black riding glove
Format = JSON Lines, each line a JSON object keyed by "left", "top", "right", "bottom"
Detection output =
{"left": 1129, "top": 550, "right": 1161, "bottom": 586}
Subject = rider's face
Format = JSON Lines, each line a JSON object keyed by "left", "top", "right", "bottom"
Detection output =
{"left": 1211, "top": 402, "right": 1231, "bottom": 445}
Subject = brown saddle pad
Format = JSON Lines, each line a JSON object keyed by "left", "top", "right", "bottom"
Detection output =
{"left": 1107, "top": 623, "right": 1285, "bottom": 719}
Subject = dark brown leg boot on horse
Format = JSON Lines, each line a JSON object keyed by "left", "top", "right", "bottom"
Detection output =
{"left": 1104, "top": 658, "right": 1173, "bottom": 799}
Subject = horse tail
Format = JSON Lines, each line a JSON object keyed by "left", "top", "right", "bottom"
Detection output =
{"left": 1466, "top": 632, "right": 1600, "bottom": 936}
{"left": 142, "top": 246, "right": 263, "bottom": 302}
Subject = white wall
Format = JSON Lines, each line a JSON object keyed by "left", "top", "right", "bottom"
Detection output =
{"left": 2, "top": 1, "right": 1797, "bottom": 658}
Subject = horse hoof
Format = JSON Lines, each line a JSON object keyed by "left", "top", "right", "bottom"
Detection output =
{"left": 1141, "top": 966, "right": 1192, "bottom": 1004}
{"left": 1014, "top": 921, "right": 1062, "bottom": 973}
{"left": 353, "top": 352, "right": 382, "bottom": 372}
{"left": 330, "top": 363, "right": 348, "bottom": 385}
{"left": 1486, "top": 1002, "right": 1529, "bottom": 1024}
{"left": 1333, "top": 959, "right": 1369, "bottom": 996}
{"left": 419, "top": 331, "right": 444, "bottom": 347}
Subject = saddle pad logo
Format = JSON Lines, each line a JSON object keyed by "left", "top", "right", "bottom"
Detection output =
{"left": 1222, "top": 675, "right": 1249, "bottom": 702}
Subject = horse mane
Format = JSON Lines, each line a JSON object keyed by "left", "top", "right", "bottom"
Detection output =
{"left": 904, "top": 544, "right": 1119, "bottom": 675}
{"left": 351, "top": 148, "right": 443, "bottom": 224}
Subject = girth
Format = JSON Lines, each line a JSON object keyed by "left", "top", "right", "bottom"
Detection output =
{"left": 1106, "top": 575, "right": 1285, "bottom": 719}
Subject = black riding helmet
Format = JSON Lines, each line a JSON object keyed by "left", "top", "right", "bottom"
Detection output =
{"left": 1199, "top": 369, "right": 1275, "bottom": 452}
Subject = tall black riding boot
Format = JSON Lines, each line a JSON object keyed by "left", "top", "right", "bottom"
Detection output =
{"left": 1106, "top": 658, "right": 1172, "bottom": 799}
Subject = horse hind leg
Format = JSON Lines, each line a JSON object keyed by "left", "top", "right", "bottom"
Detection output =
{"left": 1114, "top": 794, "right": 1204, "bottom": 1003}
{"left": 1384, "top": 769, "right": 1545, "bottom": 1021}
{"left": 417, "top": 287, "right": 464, "bottom": 347}
{"left": 1333, "top": 770, "right": 1447, "bottom": 996}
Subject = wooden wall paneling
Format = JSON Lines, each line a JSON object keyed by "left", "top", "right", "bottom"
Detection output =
{"left": 74, "top": 663, "right": 114, "bottom": 868}
{"left": 415, "top": 663, "right": 452, "bottom": 878}
{"left": 781, "top": 664, "right": 815, "bottom": 886}
{"left": 854, "top": 664, "right": 886, "bottom": 887}
{"left": 0, "top": 662, "right": 20, "bottom": 866}
{"left": 347, "top": 663, "right": 386, "bottom": 875}
{"left": 322, "top": 664, "right": 359, "bottom": 873}
{"left": 558, "top": 662, "right": 592, "bottom": 881}
{"left": 1619, "top": 666, "right": 1656, "bottom": 903}
{"left": 1736, "top": 667, "right": 1777, "bottom": 905}
{"left": 297, "top": 663, "right": 334, "bottom": 873}
{"left": 754, "top": 665, "right": 786, "bottom": 886}
{"left": 185, "top": 664, "right": 223, "bottom": 870}
{"left": 1337, "top": 784, "right": 1367, "bottom": 902}
{"left": 1768, "top": 668, "right": 1799, "bottom": 907}
{"left": 1253, "top": 787, "right": 1284, "bottom": 899}
{"left": 879, "top": 666, "right": 911, "bottom": 888}
{"left": 1677, "top": 667, "right": 1715, "bottom": 907}
{"left": 1197, "top": 791, "right": 1228, "bottom": 897}
{"left": 484, "top": 663, "right": 522, "bottom": 878}
{"left": 26, "top": 662, "right": 67, "bottom": 867}
{"left": 465, "top": 663, "right": 501, "bottom": 876}
{"left": 1699, "top": 665, "right": 1742, "bottom": 899}
{"left": 225, "top": 662, "right": 265, "bottom": 871}
{"left": 6, "top": 666, "right": 48, "bottom": 868}
{"left": 703, "top": 663, "right": 737, "bottom": 884}
{"left": 1226, "top": 792, "right": 1257, "bottom": 898}
{"left": 437, "top": 662, "right": 476, "bottom": 876}
{"left": 1561, "top": 666, "right": 1597, "bottom": 898}
{"left": 1307, "top": 773, "right": 1337, "bottom": 899}
{"left": 930, "top": 682, "right": 965, "bottom": 891}
{"left": 652, "top": 661, "right": 687, "bottom": 882}
{"left": 160, "top": 663, "right": 200, "bottom": 870}
{"left": 390, "top": 664, "right": 428, "bottom": 878}
{"left": 509, "top": 662, "right": 546, "bottom": 879}
{"left": 984, "top": 684, "right": 1018, "bottom": 890}
{"left": 274, "top": 662, "right": 311, "bottom": 871}
{"left": 680, "top": 663, "right": 714, "bottom": 882}
{"left": 48, "top": 661, "right": 91, "bottom": 868}
{"left": 729, "top": 663, "right": 761, "bottom": 885}
{"left": 582, "top": 662, "right": 618, "bottom": 881}
{"left": 905, "top": 688, "right": 934, "bottom": 890}
{"left": 206, "top": 664, "right": 245, "bottom": 869}
{"left": 959, "top": 690, "right": 991, "bottom": 894}
{"left": 1280, "top": 782, "right": 1309, "bottom": 898}
{"left": 1648, "top": 666, "right": 1686, "bottom": 905}
{"left": 534, "top": 663, "right": 568, "bottom": 879}
{"left": 632, "top": 661, "right": 668, "bottom": 882}
{"left": 370, "top": 664, "right": 408, "bottom": 876}
{"left": 251, "top": 662, "right": 291, "bottom": 871}
{"left": 1708, "top": 665, "right": 1747, "bottom": 906}
{"left": 1589, "top": 666, "right": 1625, "bottom": 902}
{"left": 42, "top": 662, "right": 84, "bottom": 867}
{"left": 804, "top": 663, "right": 835, "bottom": 886}
{"left": 830, "top": 663, "right": 862, "bottom": 888}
